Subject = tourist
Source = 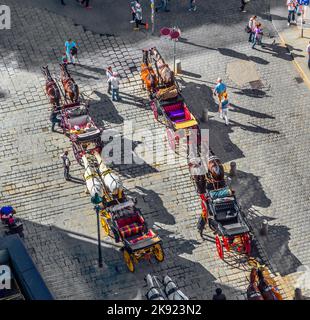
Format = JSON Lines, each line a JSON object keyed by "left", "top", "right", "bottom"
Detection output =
{"left": 156, "top": 0, "right": 170, "bottom": 12}
{"left": 212, "top": 288, "right": 227, "bottom": 300}
{"left": 134, "top": 3, "right": 148, "bottom": 31}
{"left": 108, "top": 72, "right": 121, "bottom": 102}
{"left": 287, "top": 0, "right": 297, "bottom": 26}
{"left": 189, "top": 0, "right": 197, "bottom": 12}
{"left": 106, "top": 66, "right": 113, "bottom": 94}
{"left": 307, "top": 41, "right": 310, "bottom": 69}
{"left": 240, "top": 0, "right": 249, "bottom": 13}
{"left": 60, "top": 151, "right": 71, "bottom": 181}
{"left": 219, "top": 92, "right": 230, "bottom": 126}
{"left": 252, "top": 22, "right": 263, "bottom": 49}
{"left": 213, "top": 78, "right": 227, "bottom": 107}
{"left": 64, "top": 38, "right": 77, "bottom": 64}
{"left": 248, "top": 16, "right": 257, "bottom": 43}
{"left": 130, "top": 0, "right": 139, "bottom": 23}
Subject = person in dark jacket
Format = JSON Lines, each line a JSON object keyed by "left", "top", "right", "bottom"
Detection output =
{"left": 212, "top": 288, "right": 227, "bottom": 300}
{"left": 50, "top": 106, "right": 61, "bottom": 132}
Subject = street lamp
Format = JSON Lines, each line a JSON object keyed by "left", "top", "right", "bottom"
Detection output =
{"left": 91, "top": 193, "right": 103, "bottom": 268}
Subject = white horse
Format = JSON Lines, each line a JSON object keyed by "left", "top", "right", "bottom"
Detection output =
{"left": 82, "top": 155, "right": 103, "bottom": 198}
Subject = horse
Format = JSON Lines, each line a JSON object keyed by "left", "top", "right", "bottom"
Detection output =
{"left": 247, "top": 268, "right": 264, "bottom": 300}
{"left": 207, "top": 155, "right": 225, "bottom": 189}
{"left": 60, "top": 63, "right": 79, "bottom": 102}
{"left": 141, "top": 50, "right": 158, "bottom": 95}
{"left": 257, "top": 268, "right": 282, "bottom": 300}
{"left": 41, "top": 65, "right": 61, "bottom": 107}
{"left": 150, "top": 47, "right": 174, "bottom": 86}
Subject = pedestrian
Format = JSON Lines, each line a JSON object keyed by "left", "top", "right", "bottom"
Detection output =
{"left": 248, "top": 16, "right": 257, "bottom": 43}
{"left": 219, "top": 92, "right": 230, "bottom": 126}
{"left": 60, "top": 151, "right": 71, "bottom": 181}
{"left": 213, "top": 78, "right": 227, "bottom": 109}
{"left": 108, "top": 72, "right": 121, "bottom": 102}
{"left": 212, "top": 288, "right": 227, "bottom": 300}
{"left": 50, "top": 105, "right": 61, "bottom": 132}
{"left": 130, "top": 0, "right": 139, "bottom": 23}
{"left": 287, "top": 0, "right": 297, "bottom": 26}
{"left": 307, "top": 41, "right": 310, "bottom": 70}
{"left": 156, "top": 0, "right": 170, "bottom": 13}
{"left": 252, "top": 22, "right": 263, "bottom": 49}
{"left": 106, "top": 66, "right": 113, "bottom": 94}
{"left": 64, "top": 38, "right": 78, "bottom": 64}
{"left": 189, "top": 0, "right": 197, "bottom": 12}
{"left": 80, "top": 0, "right": 92, "bottom": 9}
{"left": 240, "top": 0, "right": 250, "bottom": 13}
{"left": 134, "top": 3, "right": 149, "bottom": 31}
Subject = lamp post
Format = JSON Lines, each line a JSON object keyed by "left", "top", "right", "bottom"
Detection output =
{"left": 91, "top": 193, "right": 103, "bottom": 268}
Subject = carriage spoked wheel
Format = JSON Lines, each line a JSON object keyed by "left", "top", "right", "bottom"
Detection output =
{"left": 123, "top": 249, "right": 135, "bottom": 272}
{"left": 100, "top": 217, "right": 110, "bottom": 237}
{"left": 153, "top": 243, "right": 165, "bottom": 262}
{"left": 215, "top": 235, "right": 224, "bottom": 260}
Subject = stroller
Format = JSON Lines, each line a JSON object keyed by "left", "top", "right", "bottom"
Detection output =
{"left": 145, "top": 274, "right": 189, "bottom": 300}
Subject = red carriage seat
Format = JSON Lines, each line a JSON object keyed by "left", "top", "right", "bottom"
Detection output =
{"left": 116, "top": 213, "right": 145, "bottom": 239}
{"left": 67, "top": 115, "right": 90, "bottom": 129}
{"left": 129, "top": 229, "right": 156, "bottom": 244}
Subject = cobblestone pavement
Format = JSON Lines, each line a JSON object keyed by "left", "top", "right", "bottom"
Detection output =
{"left": 0, "top": 0, "right": 309, "bottom": 299}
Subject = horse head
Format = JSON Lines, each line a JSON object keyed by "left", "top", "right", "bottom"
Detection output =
{"left": 208, "top": 156, "right": 224, "bottom": 181}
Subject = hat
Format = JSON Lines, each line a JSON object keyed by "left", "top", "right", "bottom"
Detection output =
{"left": 74, "top": 125, "right": 80, "bottom": 130}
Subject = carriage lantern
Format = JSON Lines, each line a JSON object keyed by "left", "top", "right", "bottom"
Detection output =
{"left": 160, "top": 27, "right": 181, "bottom": 74}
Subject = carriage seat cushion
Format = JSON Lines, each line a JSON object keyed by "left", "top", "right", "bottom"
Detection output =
{"left": 129, "top": 229, "right": 156, "bottom": 244}
{"left": 116, "top": 213, "right": 144, "bottom": 229}
{"left": 119, "top": 223, "right": 144, "bottom": 239}
{"left": 67, "top": 115, "right": 90, "bottom": 128}
{"left": 168, "top": 110, "right": 185, "bottom": 119}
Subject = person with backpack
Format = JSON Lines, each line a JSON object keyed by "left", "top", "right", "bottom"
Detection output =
{"left": 64, "top": 38, "right": 78, "bottom": 64}
{"left": 133, "top": 3, "right": 149, "bottom": 31}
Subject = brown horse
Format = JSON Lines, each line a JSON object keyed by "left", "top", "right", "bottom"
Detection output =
{"left": 60, "top": 63, "right": 79, "bottom": 102}
{"left": 42, "top": 65, "right": 61, "bottom": 107}
{"left": 247, "top": 268, "right": 264, "bottom": 300}
{"left": 257, "top": 268, "right": 282, "bottom": 300}
{"left": 150, "top": 47, "right": 174, "bottom": 86}
{"left": 207, "top": 155, "right": 225, "bottom": 189}
{"left": 141, "top": 50, "right": 158, "bottom": 94}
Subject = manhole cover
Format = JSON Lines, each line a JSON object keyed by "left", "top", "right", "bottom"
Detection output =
{"left": 249, "top": 80, "right": 264, "bottom": 90}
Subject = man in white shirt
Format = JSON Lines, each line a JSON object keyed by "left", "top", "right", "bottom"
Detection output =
{"left": 108, "top": 72, "right": 120, "bottom": 101}
{"left": 307, "top": 41, "right": 310, "bottom": 69}
{"left": 287, "top": 0, "right": 296, "bottom": 26}
{"left": 106, "top": 66, "right": 113, "bottom": 94}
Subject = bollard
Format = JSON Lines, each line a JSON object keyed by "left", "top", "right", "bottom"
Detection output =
{"left": 260, "top": 219, "right": 268, "bottom": 236}
{"left": 175, "top": 59, "right": 182, "bottom": 74}
{"left": 294, "top": 288, "right": 304, "bottom": 300}
{"left": 229, "top": 161, "right": 237, "bottom": 177}
{"left": 202, "top": 108, "right": 208, "bottom": 122}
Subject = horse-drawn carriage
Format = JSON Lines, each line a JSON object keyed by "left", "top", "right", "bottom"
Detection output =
{"left": 190, "top": 155, "right": 251, "bottom": 260}
{"left": 99, "top": 199, "right": 165, "bottom": 272}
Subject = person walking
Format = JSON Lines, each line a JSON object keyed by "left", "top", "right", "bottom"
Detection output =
{"left": 248, "top": 16, "right": 257, "bottom": 43}
{"left": 212, "top": 288, "right": 227, "bottom": 300}
{"left": 134, "top": 3, "right": 149, "bottom": 31}
{"left": 64, "top": 38, "right": 77, "bottom": 64}
{"left": 219, "top": 92, "right": 230, "bottom": 126}
{"left": 240, "top": 0, "right": 249, "bottom": 13}
{"left": 307, "top": 41, "right": 310, "bottom": 70}
{"left": 108, "top": 72, "right": 120, "bottom": 102}
{"left": 106, "top": 66, "right": 113, "bottom": 94}
{"left": 189, "top": 0, "right": 197, "bottom": 11}
{"left": 130, "top": 0, "right": 139, "bottom": 23}
{"left": 287, "top": 0, "right": 296, "bottom": 26}
{"left": 60, "top": 151, "right": 71, "bottom": 181}
{"left": 252, "top": 22, "right": 263, "bottom": 49}
{"left": 50, "top": 105, "right": 61, "bottom": 132}
{"left": 156, "top": 0, "right": 170, "bottom": 12}
{"left": 213, "top": 78, "right": 227, "bottom": 111}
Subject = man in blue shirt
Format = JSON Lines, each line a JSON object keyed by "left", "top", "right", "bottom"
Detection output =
{"left": 64, "top": 39, "right": 77, "bottom": 64}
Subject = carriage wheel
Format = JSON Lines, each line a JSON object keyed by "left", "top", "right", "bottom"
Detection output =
{"left": 100, "top": 217, "right": 110, "bottom": 237}
{"left": 222, "top": 236, "right": 230, "bottom": 252}
{"left": 166, "top": 129, "right": 176, "bottom": 151}
{"left": 215, "top": 235, "right": 224, "bottom": 260}
{"left": 153, "top": 243, "right": 165, "bottom": 262}
{"left": 123, "top": 249, "right": 135, "bottom": 272}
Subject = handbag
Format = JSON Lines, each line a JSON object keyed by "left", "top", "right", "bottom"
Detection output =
{"left": 245, "top": 25, "right": 251, "bottom": 33}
